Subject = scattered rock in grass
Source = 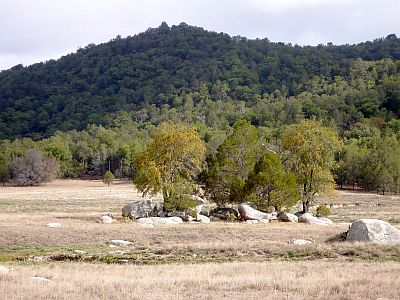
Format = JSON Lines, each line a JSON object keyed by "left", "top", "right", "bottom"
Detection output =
{"left": 137, "top": 217, "right": 183, "bottom": 225}
{"left": 346, "top": 219, "right": 400, "bottom": 244}
{"left": 278, "top": 212, "right": 298, "bottom": 223}
{"left": 196, "top": 215, "right": 211, "bottom": 224}
{"left": 107, "top": 240, "right": 133, "bottom": 247}
{"left": 0, "top": 266, "right": 10, "bottom": 274}
{"left": 238, "top": 204, "right": 270, "bottom": 221}
{"left": 98, "top": 214, "right": 115, "bottom": 224}
{"left": 47, "top": 223, "right": 61, "bottom": 228}
{"left": 297, "top": 213, "right": 332, "bottom": 225}
{"left": 289, "top": 239, "right": 313, "bottom": 245}
{"left": 246, "top": 220, "right": 259, "bottom": 224}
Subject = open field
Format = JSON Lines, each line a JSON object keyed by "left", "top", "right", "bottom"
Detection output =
{"left": 0, "top": 180, "right": 400, "bottom": 299}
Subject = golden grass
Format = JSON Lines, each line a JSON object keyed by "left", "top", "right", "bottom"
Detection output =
{"left": 0, "top": 261, "right": 399, "bottom": 299}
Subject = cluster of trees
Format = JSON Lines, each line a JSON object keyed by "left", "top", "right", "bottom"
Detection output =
{"left": 0, "top": 23, "right": 399, "bottom": 139}
{"left": 134, "top": 119, "right": 341, "bottom": 213}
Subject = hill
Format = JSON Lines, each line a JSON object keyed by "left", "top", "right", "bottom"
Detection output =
{"left": 0, "top": 22, "right": 400, "bottom": 139}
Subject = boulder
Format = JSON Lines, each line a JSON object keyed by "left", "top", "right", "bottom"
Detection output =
{"left": 246, "top": 220, "right": 259, "bottom": 224}
{"left": 278, "top": 212, "right": 298, "bottom": 223}
{"left": 196, "top": 215, "right": 210, "bottom": 224}
{"left": 289, "top": 239, "right": 313, "bottom": 245}
{"left": 298, "top": 213, "right": 331, "bottom": 225}
{"left": 238, "top": 204, "right": 270, "bottom": 221}
{"left": 107, "top": 240, "right": 133, "bottom": 247}
{"left": 346, "top": 219, "right": 400, "bottom": 244}
{"left": 318, "top": 217, "right": 333, "bottom": 225}
{"left": 259, "top": 219, "right": 270, "bottom": 224}
{"left": 122, "top": 199, "right": 154, "bottom": 219}
{"left": 192, "top": 195, "right": 206, "bottom": 216}
{"left": 137, "top": 217, "right": 183, "bottom": 225}
{"left": 210, "top": 207, "right": 239, "bottom": 221}
{"left": 98, "top": 214, "right": 114, "bottom": 224}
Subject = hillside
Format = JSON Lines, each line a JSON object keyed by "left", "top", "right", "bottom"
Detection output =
{"left": 0, "top": 22, "right": 400, "bottom": 139}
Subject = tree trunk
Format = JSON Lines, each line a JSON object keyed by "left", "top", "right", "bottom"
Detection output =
{"left": 302, "top": 201, "right": 309, "bottom": 213}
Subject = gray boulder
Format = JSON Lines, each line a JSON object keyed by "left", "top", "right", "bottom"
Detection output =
{"left": 98, "top": 214, "right": 115, "bottom": 224}
{"left": 238, "top": 203, "right": 270, "bottom": 221}
{"left": 319, "top": 217, "right": 333, "bottom": 225}
{"left": 122, "top": 199, "right": 154, "bottom": 219}
{"left": 278, "top": 212, "right": 298, "bottom": 223}
{"left": 298, "top": 213, "right": 331, "bottom": 225}
{"left": 210, "top": 207, "right": 239, "bottom": 220}
{"left": 196, "top": 215, "right": 211, "bottom": 224}
{"left": 346, "top": 219, "right": 400, "bottom": 244}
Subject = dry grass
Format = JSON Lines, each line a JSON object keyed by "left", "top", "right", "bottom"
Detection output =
{"left": 0, "top": 261, "right": 399, "bottom": 299}
{"left": 0, "top": 180, "right": 400, "bottom": 299}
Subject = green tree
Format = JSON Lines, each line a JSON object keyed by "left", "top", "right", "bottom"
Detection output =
{"left": 102, "top": 170, "right": 115, "bottom": 187}
{"left": 0, "top": 161, "right": 10, "bottom": 186}
{"left": 134, "top": 122, "right": 205, "bottom": 212}
{"left": 204, "top": 120, "right": 261, "bottom": 206}
{"left": 282, "top": 120, "right": 342, "bottom": 212}
{"left": 244, "top": 152, "right": 299, "bottom": 211}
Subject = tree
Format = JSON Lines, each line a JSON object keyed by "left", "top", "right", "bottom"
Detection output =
{"left": 204, "top": 120, "right": 261, "bottom": 206}
{"left": 244, "top": 152, "right": 299, "bottom": 212}
{"left": 11, "top": 149, "right": 60, "bottom": 186}
{"left": 134, "top": 122, "right": 205, "bottom": 212}
{"left": 0, "top": 161, "right": 10, "bottom": 186}
{"left": 102, "top": 170, "right": 115, "bottom": 187}
{"left": 282, "top": 120, "right": 342, "bottom": 212}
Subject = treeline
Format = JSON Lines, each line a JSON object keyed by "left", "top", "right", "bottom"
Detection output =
{"left": 0, "top": 23, "right": 400, "bottom": 139}
{"left": 1, "top": 116, "right": 400, "bottom": 196}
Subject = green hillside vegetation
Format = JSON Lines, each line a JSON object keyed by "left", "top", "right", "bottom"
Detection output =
{"left": 1, "top": 23, "right": 400, "bottom": 207}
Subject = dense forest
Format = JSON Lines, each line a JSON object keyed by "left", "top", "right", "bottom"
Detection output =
{"left": 1, "top": 22, "right": 400, "bottom": 198}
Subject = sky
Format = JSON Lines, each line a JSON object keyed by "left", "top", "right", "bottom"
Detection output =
{"left": 1, "top": 0, "right": 399, "bottom": 71}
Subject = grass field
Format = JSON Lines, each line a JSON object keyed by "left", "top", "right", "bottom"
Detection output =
{"left": 0, "top": 180, "right": 399, "bottom": 299}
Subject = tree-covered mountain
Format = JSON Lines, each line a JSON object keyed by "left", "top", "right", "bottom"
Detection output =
{"left": 0, "top": 22, "right": 400, "bottom": 139}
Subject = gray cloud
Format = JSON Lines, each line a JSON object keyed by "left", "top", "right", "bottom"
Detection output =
{"left": 0, "top": 0, "right": 399, "bottom": 70}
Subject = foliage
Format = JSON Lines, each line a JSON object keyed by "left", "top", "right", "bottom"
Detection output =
{"left": 0, "top": 160, "right": 10, "bottom": 185}
{"left": 134, "top": 122, "right": 205, "bottom": 212}
{"left": 316, "top": 205, "right": 331, "bottom": 217}
{"left": 204, "top": 120, "right": 261, "bottom": 206}
{"left": 282, "top": 119, "right": 343, "bottom": 212}
{"left": 244, "top": 152, "right": 300, "bottom": 212}
{"left": 102, "top": 170, "right": 115, "bottom": 187}
{"left": 11, "top": 149, "right": 60, "bottom": 186}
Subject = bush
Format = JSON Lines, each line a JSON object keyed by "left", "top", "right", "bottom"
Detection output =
{"left": 102, "top": 170, "right": 115, "bottom": 187}
{"left": 316, "top": 205, "right": 331, "bottom": 217}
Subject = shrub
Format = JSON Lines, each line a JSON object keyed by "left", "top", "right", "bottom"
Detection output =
{"left": 316, "top": 205, "right": 331, "bottom": 217}
{"left": 102, "top": 170, "right": 115, "bottom": 187}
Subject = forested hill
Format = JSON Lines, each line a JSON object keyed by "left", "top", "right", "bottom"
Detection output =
{"left": 1, "top": 22, "right": 400, "bottom": 139}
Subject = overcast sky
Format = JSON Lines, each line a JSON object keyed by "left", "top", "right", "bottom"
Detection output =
{"left": 1, "top": 0, "right": 399, "bottom": 71}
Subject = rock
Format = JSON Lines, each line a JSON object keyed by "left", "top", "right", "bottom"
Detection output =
{"left": 259, "top": 219, "right": 270, "bottom": 224}
{"left": 122, "top": 199, "right": 154, "bottom": 219}
{"left": 238, "top": 203, "right": 270, "bottom": 221}
{"left": 137, "top": 217, "right": 183, "bottom": 225}
{"left": 278, "top": 212, "right": 298, "bottom": 223}
{"left": 167, "top": 211, "right": 186, "bottom": 218}
{"left": 289, "top": 239, "right": 313, "bottom": 245}
{"left": 196, "top": 215, "right": 210, "bottom": 224}
{"left": 107, "top": 240, "right": 133, "bottom": 247}
{"left": 192, "top": 195, "right": 206, "bottom": 215}
{"left": 73, "top": 250, "right": 87, "bottom": 255}
{"left": 0, "top": 266, "right": 10, "bottom": 274}
{"left": 47, "top": 223, "right": 61, "bottom": 228}
{"left": 98, "top": 214, "right": 114, "bottom": 224}
{"left": 181, "top": 215, "right": 195, "bottom": 222}
{"left": 346, "top": 219, "right": 400, "bottom": 244}
{"left": 318, "top": 217, "right": 333, "bottom": 225}
{"left": 246, "top": 220, "right": 259, "bottom": 224}
{"left": 210, "top": 207, "right": 239, "bottom": 221}
{"left": 270, "top": 211, "right": 278, "bottom": 220}
{"left": 153, "top": 202, "right": 165, "bottom": 217}
{"left": 298, "top": 213, "right": 330, "bottom": 225}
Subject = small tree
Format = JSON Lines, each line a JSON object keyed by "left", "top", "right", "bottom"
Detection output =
{"left": 0, "top": 162, "right": 10, "bottom": 186}
{"left": 102, "top": 170, "right": 115, "bottom": 187}
{"left": 244, "top": 152, "right": 299, "bottom": 211}
{"left": 134, "top": 123, "right": 205, "bottom": 212}
{"left": 282, "top": 120, "right": 342, "bottom": 213}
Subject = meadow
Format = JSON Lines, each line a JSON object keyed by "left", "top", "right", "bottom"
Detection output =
{"left": 0, "top": 180, "right": 399, "bottom": 299}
